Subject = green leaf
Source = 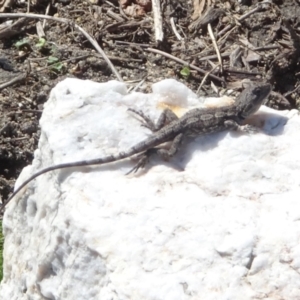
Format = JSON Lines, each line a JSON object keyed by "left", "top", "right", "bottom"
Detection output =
{"left": 15, "top": 38, "right": 30, "bottom": 49}
{"left": 180, "top": 66, "right": 191, "bottom": 77}
{"left": 47, "top": 56, "right": 59, "bottom": 64}
{"left": 51, "top": 62, "right": 64, "bottom": 72}
{"left": 47, "top": 57, "right": 63, "bottom": 73}
{"left": 36, "top": 38, "right": 46, "bottom": 48}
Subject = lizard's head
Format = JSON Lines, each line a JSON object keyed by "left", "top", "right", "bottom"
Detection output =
{"left": 237, "top": 84, "right": 272, "bottom": 119}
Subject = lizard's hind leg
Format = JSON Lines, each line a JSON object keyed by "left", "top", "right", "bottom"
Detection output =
{"left": 128, "top": 108, "right": 179, "bottom": 132}
{"left": 126, "top": 133, "right": 184, "bottom": 174}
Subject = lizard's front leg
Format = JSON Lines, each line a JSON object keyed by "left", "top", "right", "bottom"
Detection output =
{"left": 128, "top": 108, "right": 179, "bottom": 132}
{"left": 126, "top": 133, "right": 184, "bottom": 174}
{"left": 224, "top": 120, "right": 258, "bottom": 133}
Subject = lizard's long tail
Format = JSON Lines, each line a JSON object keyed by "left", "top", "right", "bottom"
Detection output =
{"left": 2, "top": 129, "right": 177, "bottom": 209}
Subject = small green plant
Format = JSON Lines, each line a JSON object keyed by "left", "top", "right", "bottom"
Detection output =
{"left": 47, "top": 55, "right": 59, "bottom": 64}
{"left": 47, "top": 56, "right": 64, "bottom": 73}
{"left": 15, "top": 38, "right": 31, "bottom": 49}
{"left": 35, "top": 37, "right": 47, "bottom": 49}
{"left": 180, "top": 66, "right": 191, "bottom": 79}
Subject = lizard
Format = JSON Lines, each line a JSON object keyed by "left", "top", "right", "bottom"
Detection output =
{"left": 2, "top": 83, "right": 271, "bottom": 210}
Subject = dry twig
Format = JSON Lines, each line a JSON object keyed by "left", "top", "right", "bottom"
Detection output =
{"left": 170, "top": 17, "right": 183, "bottom": 41}
{"left": 284, "top": 84, "right": 300, "bottom": 98}
{"left": 196, "top": 64, "right": 220, "bottom": 95}
{"left": 0, "top": 73, "right": 26, "bottom": 91}
{"left": 146, "top": 47, "right": 225, "bottom": 83}
{"left": 207, "top": 23, "right": 223, "bottom": 74}
{"left": 189, "top": 7, "right": 224, "bottom": 32}
{"left": 0, "top": 17, "right": 29, "bottom": 39}
{"left": 151, "top": 0, "right": 163, "bottom": 42}
{"left": 217, "top": 2, "right": 271, "bottom": 37}
{"left": 0, "top": 13, "right": 123, "bottom": 82}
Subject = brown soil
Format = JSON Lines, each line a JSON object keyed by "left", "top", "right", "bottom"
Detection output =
{"left": 1, "top": 0, "right": 300, "bottom": 206}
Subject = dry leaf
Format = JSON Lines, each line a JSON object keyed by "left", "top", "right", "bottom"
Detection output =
{"left": 120, "top": 0, "right": 132, "bottom": 6}
{"left": 0, "top": 0, "right": 13, "bottom": 12}
{"left": 122, "top": 0, "right": 151, "bottom": 16}
{"left": 136, "top": 0, "right": 151, "bottom": 11}
{"left": 189, "top": 7, "right": 224, "bottom": 32}
{"left": 191, "top": 0, "right": 215, "bottom": 20}
{"left": 246, "top": 51, "right": 261, "bottom": 63}
{"left": 124, "top": 4, "right": 146, "bottom": 17}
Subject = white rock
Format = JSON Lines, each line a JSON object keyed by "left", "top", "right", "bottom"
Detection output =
{"left": 1, "top": 78, "right": 300, "bottom": 300}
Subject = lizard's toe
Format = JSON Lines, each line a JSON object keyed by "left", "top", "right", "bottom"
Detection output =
{"left": 241, "top": 124, "right": 259, "bottom": 134}
{"left": 126, "top": 155, "right": 149, "bottom": 175}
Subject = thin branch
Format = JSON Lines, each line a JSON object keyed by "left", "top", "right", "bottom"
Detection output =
{"left": 0, "top": 73, "right": 27, "bottom": 91}
{"left": 284, "top": 84, "right": 300, "bottom": 98}
{"left": 170, "top": 17, "right": 183, "bottom": 41}
{"left": 207, "top": 23, "right": 223, "bottom": 74}
{"left": 225, "top": 68, "right": 261, "bottom": 76}
{"left": 128, "top": 75, "right": 148, "bottom": 93}
{"left": 196, "top": 64, "right": 220, "bottom": 95}
{"left": 195, "top": 45, "right": 279, "bottom": 62}
{"left": 151, "top": 0, "right": 163, "bottom": 42}
{"left": 2, "top": 137, "right": 29, "bottom": 143}
{"left": 43, "top": 3, "right": 51, "bottom": 28}
{"left": 107, "top": 9, "right": 125, "bottom": 22}
{"left": 0, "top": 13, "right": 123, "bottom": 82}
{"left": 146, "top": 48, "right": 225, "bottom": 83}
{"left": 198, "top": 52, "right": 231, "bottom": 61}
{"left": 217, "top": 2, "right": 271, "bottom": 37}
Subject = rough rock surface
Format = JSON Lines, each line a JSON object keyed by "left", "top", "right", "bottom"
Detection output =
{"left": 1, "top": 79, "right": 300, "bottom": 300}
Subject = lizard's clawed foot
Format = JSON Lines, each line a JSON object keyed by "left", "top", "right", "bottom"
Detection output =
{"left": 126, "top": 148, "right": 158, "bottom": 175}
{"left": 127, "top": 108, "right": 156, "bottom": 132}
{"left": 224, "top": 120, "right": 259, "bottom": 134}
{"left": 128, "top": 107, "right": 179, "bottom": 132}
{"left": 126, "top": 154, "right": 149, "bottom": 175}
{"left": 239, "top": 124, "right": 259, "bottom": 134}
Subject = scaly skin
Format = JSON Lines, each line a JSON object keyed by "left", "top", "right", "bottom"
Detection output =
{"left": 2, "top": 83, "right": 271, "bottom": 210}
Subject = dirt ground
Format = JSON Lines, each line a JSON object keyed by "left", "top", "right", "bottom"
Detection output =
{"left": 0, "top": 0, "right": 300, "bottom": 206}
